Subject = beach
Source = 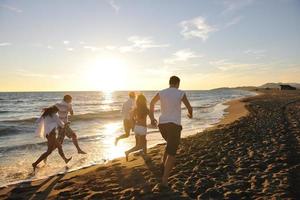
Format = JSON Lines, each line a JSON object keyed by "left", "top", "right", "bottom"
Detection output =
{"left": 1, "top": 89, "right": 299, "bottom": 199}
{"left": 0, "top": 89, "right": 254, "bottom": 186}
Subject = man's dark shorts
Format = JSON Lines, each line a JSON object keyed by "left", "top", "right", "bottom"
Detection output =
{"left": 158, "top": 123, "right": 182, "bottom": 156}
{"left": 57, "top": 125, "right": 76, "bottom": 144}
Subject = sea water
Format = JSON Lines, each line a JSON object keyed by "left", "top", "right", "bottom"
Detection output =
{"left": 0, "top": 89, "right": 255, "bottom": 186}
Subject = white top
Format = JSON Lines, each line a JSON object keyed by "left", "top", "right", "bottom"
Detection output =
{"left": 158, "top": 87, "right": 185, "bottom": 126}
{"left": 35, "top": 114, "right": 64, "bottom": 138}
{"left": 55, "top": 100, "right": 73, "bottom": 123}
{"left": 122, "top": 98, "right": 135, "bottom": 120}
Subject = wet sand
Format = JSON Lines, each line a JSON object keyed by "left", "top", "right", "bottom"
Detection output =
{"left": 1, "top": 90, "right": 299, "bottom": 199}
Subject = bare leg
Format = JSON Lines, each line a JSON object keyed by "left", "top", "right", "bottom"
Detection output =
{"left": 115, "top": 120, "right": 131, "bottom": 146}
{"left": 159, "top": 150, "right": 168, "bottom": 175}
{"left": 32, "top": 133, "right": 55, "bottom": 171}
{"left": 71, "top": 133, "right": 86, "bottom": 154}
{"left": 43, "top": 127, "right": 64, "bottom": 164}
{"left": 115, "top": 133, "right": 129, "bottom": 146}
{"left": 162, "top": 154, "right": 175, "bottom": 186}
{"left": 141, "top": 136, "right": 147, "bottom": 154}
{"left": 162, "top": 150, "right": 167, "bottom": 164}
{"left": 55, "top": 139, "right": 72, "bottom": 163}
{"left": 125, "top": 136, "right": 141, "bottom": 161}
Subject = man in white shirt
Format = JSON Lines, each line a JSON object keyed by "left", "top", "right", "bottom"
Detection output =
{"left": 56, "top": 95, "right": 86, "bottom": 154}
{"left": 115, "top": 92, "right": 136, "bottom": 146}
{"left": 150, "top": 76, "right": 193, "bottom": 186}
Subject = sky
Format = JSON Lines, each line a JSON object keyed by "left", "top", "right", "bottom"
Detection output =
{"left": 0, "top": 0, "right": 300, "bottom": 91}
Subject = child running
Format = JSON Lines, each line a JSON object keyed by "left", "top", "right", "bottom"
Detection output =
{"left": 125, "top": 94, "right": 149, "bottom": 161}
{"left": 32, "top": 106, "right": 72, "bottom": 171}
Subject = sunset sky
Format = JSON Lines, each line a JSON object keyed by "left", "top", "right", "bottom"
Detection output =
{"left": 0, "top": 0, "right": 299, "bottom": 91}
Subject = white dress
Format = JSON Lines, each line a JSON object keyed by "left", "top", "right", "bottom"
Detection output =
{"left": 35, "top": 114, "right": 64, "bottom": 138}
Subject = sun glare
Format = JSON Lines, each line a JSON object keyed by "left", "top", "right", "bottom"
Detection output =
{"left": 102, "top": 123, "right": 131, "bottom": 160}
{"left": 86, "top": 57, "right": 127, "bottom": 91}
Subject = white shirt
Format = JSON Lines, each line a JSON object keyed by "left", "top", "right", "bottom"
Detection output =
{"left": 158, "top": 87, "right": 185, "bottom": 126}
{"left": 55, "top": 101, "right": 73, "bottom": 123}
{"left": 122, "top": 98, "right": 135, "bottom": 120}
{"left": 35, "top": 114, "right": 64, "bottom": 138}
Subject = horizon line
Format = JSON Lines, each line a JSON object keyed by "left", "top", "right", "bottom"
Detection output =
{"left": 0, "top": 86, "right": 258, "bottom": 93}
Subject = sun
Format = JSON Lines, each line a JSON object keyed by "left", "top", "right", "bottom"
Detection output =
{"left": 85, "top": 57, "right": 127, "bottom": 91}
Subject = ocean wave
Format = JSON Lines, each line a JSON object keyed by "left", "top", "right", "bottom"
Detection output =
{"left": 2, "top": 117, "right": 39, "bottom": 123}
{"left": 71, "top": 110, "right": 122, "bottom": 121}
{"left": 0, "top": 104, "right": 219, "bottom": 124}
{"left": 1, "top": 110, "right": 123, "bottom": 124}
{"left": 0, "top": 127, "right": 22, "bottom": 137}
{"left": 0, "top": 111, "right": 9, "bottom": 114}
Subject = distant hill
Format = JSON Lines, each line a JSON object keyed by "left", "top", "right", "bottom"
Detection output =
{"left": 260, "top": 82, "right": 300, "bottom": 89}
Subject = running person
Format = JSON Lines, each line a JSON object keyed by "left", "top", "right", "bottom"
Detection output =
{"left": 125, "top": 94, "right": 150, "bottom": 161}
{"left": 150, "top": 76, "right": 193, "bottom": 186}
{"left": 33, "top": 106, "right": 72, "bottom": 171}
{"left": 56, "top": 95, "right": 86, "bottom": 154}
{"left": 115, "top": 92, "right": 136, "bottom": 146}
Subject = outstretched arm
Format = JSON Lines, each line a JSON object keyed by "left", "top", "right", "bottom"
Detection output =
{"left": 69, "top": 105, "right": 74, "bottom": 116}
{"left": 149, "top": 93, "right": 160, "bottom": 125}
{"left": 182, "top": 94, "right": 193, "bottom": 119}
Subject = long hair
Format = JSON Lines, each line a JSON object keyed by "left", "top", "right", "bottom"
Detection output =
{"left": 41, "top": 106, "right": 59, "bottom": 118}
{"left": 135, "top": 94, "right": 149, "bottom": 118}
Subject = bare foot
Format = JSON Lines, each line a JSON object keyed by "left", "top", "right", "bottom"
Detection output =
{"left": 125, "top": 151, "right": 129, "bottom": 162}
{"left": 65, "top": 157, "right": 72, "bottom": 164}
{"left": 78, "top": 150, "right": 87, "bottom": 154}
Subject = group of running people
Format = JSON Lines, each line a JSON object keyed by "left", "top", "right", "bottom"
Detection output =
{"left": 33, "top": 76, "right": 193, "bottom": 186}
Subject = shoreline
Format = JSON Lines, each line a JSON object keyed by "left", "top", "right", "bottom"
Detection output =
{"left": 0, "top": 95, "right": 249, "bottom": 190}
{"left": 4, "top": 90, "right": 298, "bottom": 199}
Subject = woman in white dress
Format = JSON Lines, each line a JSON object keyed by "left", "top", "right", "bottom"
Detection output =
{"left": 32, "top": 106, "right": 72, "bottom": 171}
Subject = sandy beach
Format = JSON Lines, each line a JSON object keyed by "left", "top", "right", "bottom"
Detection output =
{"left": 1, "top": 89, "right": 299, "bottom": 200}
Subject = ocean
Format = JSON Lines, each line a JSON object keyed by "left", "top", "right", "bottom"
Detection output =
{"left": 0, "top": 89, "right": 255, "bottom": 187}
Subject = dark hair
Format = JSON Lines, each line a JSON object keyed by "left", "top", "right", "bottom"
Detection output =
{"left": 42, "top": 106, "right": 59, "bottom": 118}
{"left": 169, "top": 76, "right": 180, "bottom": 85}
{"left": 136, "top": 94, "right": 149, "bottom": 118}
{"left": 63, "top": 95, "right": 72, "bottom": 101}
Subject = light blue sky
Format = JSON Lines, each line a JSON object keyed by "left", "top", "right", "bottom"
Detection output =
{"left": 0, "top": 0, "right": 299, "bottom": 91}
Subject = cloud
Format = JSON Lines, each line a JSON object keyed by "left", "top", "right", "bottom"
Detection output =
{"left": 145, "top": 67, "right": 171, "bottom": 76}
{"left": 244, "top": 49, "right": 266, "bottom": 59}
{"left": 107, "top": 0, "right": 120, "bottom": 13}
{"left": 209, "top": 59, "right": 259, "bottom": 71}
{"left": 119, "top": 36, "right": 169, "bottom": 53}
{"left": 66, "top": 48, "right": 74, "bottom": 51}
{"left": 0, "top": 42, "right": 11, "bottom": 47}
{"left": 180, "top": 17, "right": 217, "bottom": 41}
{"left": 105, "top": 45, "right": 117, "bottom": 50}
{"left": 225, "top": 16, "right": 243, "bottom": 28}
{"left": 0, "top": 4, "right": 22, "bottom": 13}
{"left": 83, "top": 46, "right": 102, "bottom": 52}
{"left": 222, "top": 0, "right": 254, "bottom": 13}
{"left": 47, "top": 45, "right": 54, "bottom": 49}
{"left": 63, "top": 40, "right": 70, "bottom": 45}
{"left": 164, "top": 49, "right": 202, "bottom": 64}
{"left": 15, "top": 69, "right": 61, "bottom": 79}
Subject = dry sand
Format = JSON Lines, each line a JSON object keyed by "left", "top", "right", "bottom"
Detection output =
{"left": 1, "top": 90, "right": 299, "bottom": 200}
